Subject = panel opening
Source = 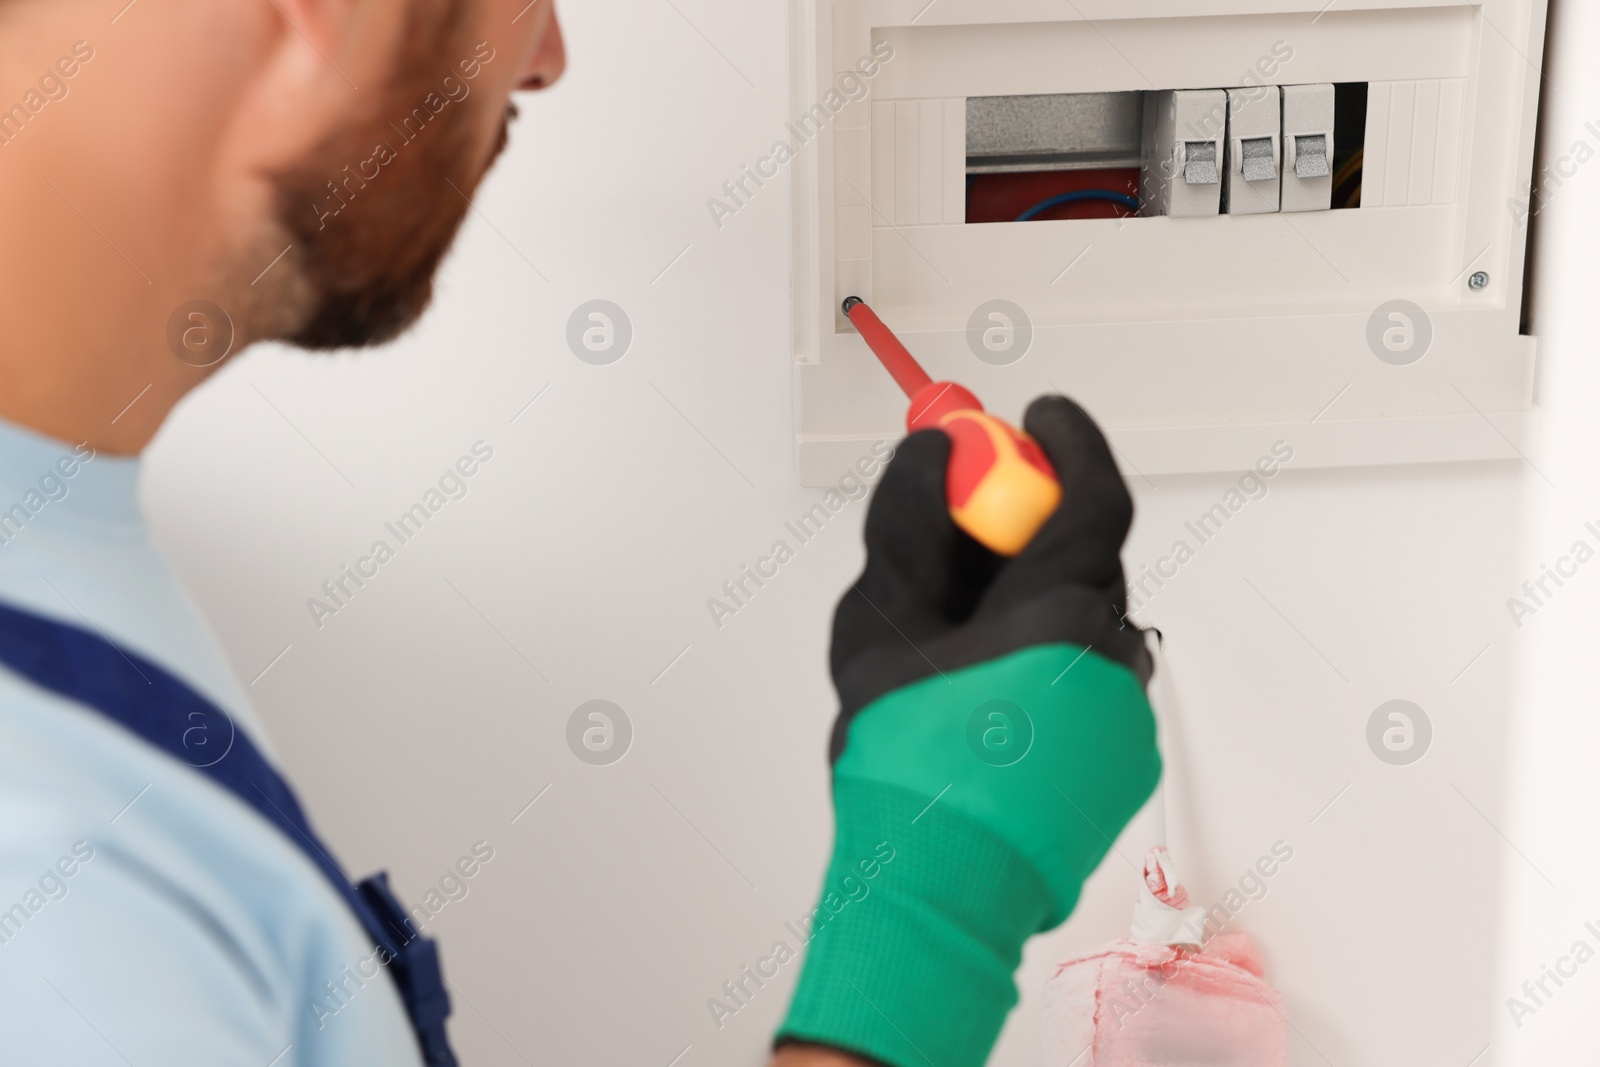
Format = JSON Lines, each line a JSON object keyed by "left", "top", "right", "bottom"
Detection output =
{"left": 1331, "top": 82, "right": 1368, "bottom": 209}
{"left": 965, "top": 92, "right": 1144, "bottom": 223}
{"left": 964, "top": 86, "right": 1364, "bottom": 220}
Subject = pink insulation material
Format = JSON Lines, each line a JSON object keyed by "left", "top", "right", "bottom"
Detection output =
{"left": 1041, "top": 848, "right": 1288, "bottom": 1066}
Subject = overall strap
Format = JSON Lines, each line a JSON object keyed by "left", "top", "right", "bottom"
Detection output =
{"left": 0, "top": 598, "right": 455, "bottom": 1066}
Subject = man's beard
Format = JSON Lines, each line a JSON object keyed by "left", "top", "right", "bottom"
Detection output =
{"left": 267, "top": 6, "right": 514, "bottom": 350}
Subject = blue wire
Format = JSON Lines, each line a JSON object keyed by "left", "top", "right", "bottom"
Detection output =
{"left": 1015, "top": 189, "right": 1138, "bottom": 221}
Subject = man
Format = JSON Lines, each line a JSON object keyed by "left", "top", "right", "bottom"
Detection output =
{"left": 0, "top": 3, "right": 1159, "bottom": 1066}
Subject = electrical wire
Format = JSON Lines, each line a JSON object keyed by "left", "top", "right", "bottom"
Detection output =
{"left": 1015, "top": 189, "right": 1138, "bottom": 221}
{"left": 1332, "top": 148, "right": 1364, "bottom": 209}
{"left": 1330, "top": 148, "right": 1364, "bottom": 192}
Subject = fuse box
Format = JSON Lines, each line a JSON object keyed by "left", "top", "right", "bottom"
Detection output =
{"left": 790, "top": 1, "right": 1548, "bottom": 483}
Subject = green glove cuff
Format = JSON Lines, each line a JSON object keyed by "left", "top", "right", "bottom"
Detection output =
{"left": 779, "top": 643, "right": 1161, "bottom": 1067}
{"left": 834, "top": 643, "right": 1160, "bottom": 926}
{"left": 776, "top": 776, "right": 1050, "bottom": 1067}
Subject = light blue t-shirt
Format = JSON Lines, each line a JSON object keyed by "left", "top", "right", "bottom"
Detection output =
{"left": 0, "top": 418, "right": 422, "bottom": 1067}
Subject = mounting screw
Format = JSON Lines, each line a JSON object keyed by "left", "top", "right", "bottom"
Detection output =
{"left": 1468, "top": 271, "right": 1491, "bottom": 291}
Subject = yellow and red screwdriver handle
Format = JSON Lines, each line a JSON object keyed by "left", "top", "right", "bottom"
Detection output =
{"left": 843, "top": 296, "right": 1061, "bottom": 557}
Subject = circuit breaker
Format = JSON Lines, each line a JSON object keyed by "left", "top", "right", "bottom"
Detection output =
{"left": 1140, "top": 90, "right": 1225, "bottom": 218}
{"left": 1282, "top": 83, "right": 1336, "bottom": 213}
{"left": 789, "top": 1, "right": 1548, "bottom": 483}
{"left": 1223, "top": 86, "right": 1281, "bottom": 215}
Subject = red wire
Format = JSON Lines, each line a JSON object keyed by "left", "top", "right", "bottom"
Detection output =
{"left": 845, "top": 300, "right": 933, "bottom": 399}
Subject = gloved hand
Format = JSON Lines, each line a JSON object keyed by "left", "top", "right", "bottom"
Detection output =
{"left": 776, "top": 396, "right": 1161, "bottom": 1067}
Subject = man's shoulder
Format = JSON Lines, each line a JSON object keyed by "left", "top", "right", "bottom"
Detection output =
{"left": 0, "top": 669, "right": 362, "bottom": 958}
{"left": 0, "top": 674, "right": 421, "bottom": 1066}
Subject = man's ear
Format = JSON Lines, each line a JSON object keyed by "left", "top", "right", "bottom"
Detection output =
{"left": 228, "top": 0, "right": 404, "bottom": 168}
{"left": 268, "top": 0, "right": 363, "bottom": 51}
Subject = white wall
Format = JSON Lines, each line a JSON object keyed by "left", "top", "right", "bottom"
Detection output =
{"left": 1495, "top": 0, "right": 1600, "bottom": 1059}
{"left": 138, "top": 3, "right": 1574, "bottom": 1064}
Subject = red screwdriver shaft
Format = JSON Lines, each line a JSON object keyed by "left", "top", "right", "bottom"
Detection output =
{"left": 841, "top": 295, "right": 1061, "bottom": 557}
{"left": 843, "top": 296, "right": 933, "bottom": 398}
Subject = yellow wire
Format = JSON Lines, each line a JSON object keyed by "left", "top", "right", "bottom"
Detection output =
{"left": 1331, "top": 148, "right": 1364, "bottom": 193}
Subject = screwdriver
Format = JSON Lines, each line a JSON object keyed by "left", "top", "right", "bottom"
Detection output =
{"left": 842, "top": 296, "right": 1061, "bottom": 557}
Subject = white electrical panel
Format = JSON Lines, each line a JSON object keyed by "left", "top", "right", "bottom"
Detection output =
{"left": 790, "top": 1, "right": 1549, "bottom": 484}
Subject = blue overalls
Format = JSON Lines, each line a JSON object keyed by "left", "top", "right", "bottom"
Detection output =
{"left": 0, "top": 597, "right": 458, "bottom": 1066}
